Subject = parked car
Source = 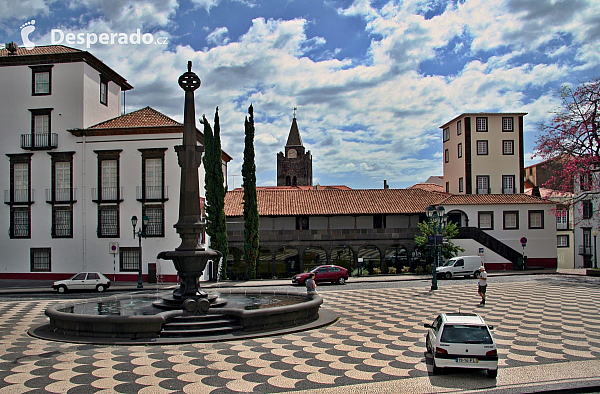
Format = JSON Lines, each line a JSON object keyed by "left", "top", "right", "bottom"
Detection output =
{"left": 292, "top": 265, "right": 349, "bottom": 286}
{"left": 424, "top": 313, "right": 498, "bottom": 377}
{"left": 436, "top": 256, "right": 483, "bottom": 279}
{"left": 52, "top": 272, "right": 111, "bottom": 293}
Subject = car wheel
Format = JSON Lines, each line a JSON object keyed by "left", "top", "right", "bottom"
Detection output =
{"left": 432, "top": 360, "right": 442, "bottom": 375}
{"left": 96, "top": 285, "right": 106, "bottom": 292}
{"left": 444, "top": 272, "right": 452, "bottom": 279}
{"left": 474, "top": 271, "right": 480, "bottom": 279}
{"left": 488, "top": 369, "right": 498, "bottom": 378}
{"left": 57, "top": 285, "right": 67, "bottom": 293}
{"left": 337, "top": 277, "right": 346, "bottom": 285}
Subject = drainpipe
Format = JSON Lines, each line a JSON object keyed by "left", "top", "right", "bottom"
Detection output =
{"left": 82, "top": 132, "right": 87, "bottom": 271}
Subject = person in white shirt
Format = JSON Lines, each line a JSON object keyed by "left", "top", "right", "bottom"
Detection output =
{"left": 478, "top": 266, "right": 487, "bottom": 306}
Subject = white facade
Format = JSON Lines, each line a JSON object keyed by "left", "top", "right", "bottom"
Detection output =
{"left": 0, "top": 46, "right": 225, "bottom": 282}
{"left": 444, "top": 202, "right": 557, "bottom": 268}
{"left": 573, "top": 173, "right": 600, "bottom": 268}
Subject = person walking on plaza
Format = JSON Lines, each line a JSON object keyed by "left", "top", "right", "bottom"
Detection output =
{"left": 306, "top": 273, "right": 317, "bottom": 294}
{"left": 478, "top": 266, "right": 487, "bottom": 306}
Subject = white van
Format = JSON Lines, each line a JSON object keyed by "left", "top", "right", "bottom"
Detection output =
{"left": 436, "top": 256, "right": 483, "bottom": 279}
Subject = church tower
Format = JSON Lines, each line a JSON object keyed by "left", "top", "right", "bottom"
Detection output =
{"left": 277, "top": 109, "right": 312, "bottom": 186}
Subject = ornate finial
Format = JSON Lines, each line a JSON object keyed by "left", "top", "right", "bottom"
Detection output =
{"left": 178, "top": 61, "right": 201, "bottom": 92}
{"left": 293, "top": 107, "right": 297, "bottom": 119}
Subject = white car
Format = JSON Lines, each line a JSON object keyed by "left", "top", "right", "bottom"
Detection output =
{"left": 424, "top": 313, "right": 498, "bottom": 378}
{"left": 52, "top": 272, "right": 111, "bottom": 293}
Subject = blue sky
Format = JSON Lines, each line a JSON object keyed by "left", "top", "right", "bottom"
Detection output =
{"left": 1, "top": 0, "right": 599, "bottom": 189}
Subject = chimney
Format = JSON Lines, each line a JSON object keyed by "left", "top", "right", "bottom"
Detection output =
{"left": 315, "top": 183, "right": 321, "bottom": 190}
{"left": 383, "top": 180, "right": 389, "bottom": 189}
{"left": 5, "top": 42, "right": 18, "bottom": 54}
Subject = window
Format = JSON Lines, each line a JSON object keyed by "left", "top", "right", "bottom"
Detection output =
{"left": 557, "top": 235, "right": 569, "bottom": 247}
{"left": 476, "top": 117, "right": 488, "bottom": 132}
{"left": 502, "top": 117, "right": 513, "bottom": 132}
{"left": 98, "top": 205, "right": 119, "bottom": 237}
{"left": 95, "top": 150, "right": 122, "bottom": 202}
{"left": 502, "top": 140, "right": 514, "bottom": 155}
{"left": 582, "top": 200, "right": 593, "bottom": 219}
{"left": 556, "top": 208, "right": 568, "bottom": 230}
{"left": 443, "top": 127, "right": 450, "bottom": 142}
{"left": 30, "top": 65, "right": 53, "bottom": 95}
{"left": 580, "top": 173, "right": 591, "bottom": 192}
{"left": 296, "top": 216, "right": 309, "bottom": 230}
{"left": 457, "top": 120, "right": 462, "bottom": 135}
{"left": 458, "top": 143, "right": 462, "bottom": 158}
{"left": 49, "top": 152, "right": 75, "bottom": 202}
{"left": 30, "top": 248, "right": 51, "bottom": 272}
{"left": 100, "top": 75, "right": 108, "bottom": 106}
{"left": 476, "top": 175, "right": 490, "bottom": 194}
{"left": 10, "top": 207, "right": 30, "bottom": 238}
{"left": 145, "top": 158, "right": 162, "bottom": 198}
{"left": 529, "top": 210, "right": 544, "bottom": 229}
{"left": 143, "top": 204, "right": 164, "bottom": 237}
{"left": 28, "top": 108, "right": 54, "bottom": 149}
{"left": 444, "top": 149, "right": 449, "bottom": 163}
{"left": 502, "top": 175, "right": 515, "bottom": 194}
{"left": 459, "top": 177, "right": 464, "bottom": 193}
{"left": 478, "top": 211, "right": 493, "bottom": 230}
{"left": 445, "top": 182, "right": 449, "bottom": 193}
{"left": 373, "top": 215, "right": 386, "bottom": 229}
{"left": 477, "top": 140, "right": 488, "bottom": 155}
{"left": 120, "top": 247, "right": 139, "bottom": 271}
{"left": 503, "top": 211, "right": 519, "bottom": 230}
{"left": 14, "top": 162, "right": 30, "bottom": 203}
{"left": 52, "top": 206, "right": 73, "bottom": 238}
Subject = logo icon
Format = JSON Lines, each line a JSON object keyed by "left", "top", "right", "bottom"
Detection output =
{"left": 20, "top": 20, "right": 36, "bottom": 50}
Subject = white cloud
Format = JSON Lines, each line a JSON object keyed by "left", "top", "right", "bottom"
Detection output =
{"left": 206, "top": 26, "right": 229, "bottom": 46}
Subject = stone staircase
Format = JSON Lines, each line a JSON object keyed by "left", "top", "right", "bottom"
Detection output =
{"left": 160, "top": 314, "right": 243, "bottom": 338}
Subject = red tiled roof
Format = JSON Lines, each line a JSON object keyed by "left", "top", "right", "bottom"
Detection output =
{"left": 408, "top": 183, "right": 447, "bottom": 193}
{"left": 524, "top": 188, "right": 572, "bottom": 199}
{"left": 230, "top": 185, "right": 352, "bottom": 191}
{"left": 0, "top": 45, "right": 82, "bottom": 57}
{"left": 224, "top": 188, "right": 447, "bottom": 216}
{"left": 88, "top": 107, "right": 181, "bottom": 129}
{"left": 440, "top": 194, "right": 548, "bottom": 205}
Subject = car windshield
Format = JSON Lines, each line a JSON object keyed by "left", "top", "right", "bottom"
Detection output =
{"left": 440, "top": 260, "right": 456, "bottom": 267}
{"left": 440, "top": 325, "right": 493, "bottom": 344}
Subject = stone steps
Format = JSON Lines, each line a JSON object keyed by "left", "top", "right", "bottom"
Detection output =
{"left": 160, "top": 314, "right": 243, "bottom": 338}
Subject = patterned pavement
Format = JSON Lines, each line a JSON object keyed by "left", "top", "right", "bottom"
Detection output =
{"left": 1, "top": 278, "right": 600, "bottom": 393}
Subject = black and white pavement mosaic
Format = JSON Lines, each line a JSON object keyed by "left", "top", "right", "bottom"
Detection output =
{"left": 1, "top": 278, "right": 600, "bottom": 393}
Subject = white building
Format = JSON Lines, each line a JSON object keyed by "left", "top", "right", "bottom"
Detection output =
{"left": 0, "top": 44, "right": 229, "bottom": 282}
{"left": 573, "top": 172, "right": 599, "bottom": 268}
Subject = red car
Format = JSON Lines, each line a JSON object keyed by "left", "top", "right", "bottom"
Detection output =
{"left": 292, "top": 265, "right": 349, "bottom": 286}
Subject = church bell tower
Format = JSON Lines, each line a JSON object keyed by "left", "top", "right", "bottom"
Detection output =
{"left": 277, "top": 108, "right": 312, "bottom": 186}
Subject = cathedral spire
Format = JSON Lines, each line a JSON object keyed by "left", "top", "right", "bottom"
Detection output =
{"left": 286, "top": 115, "right": 303, "bottom": 147}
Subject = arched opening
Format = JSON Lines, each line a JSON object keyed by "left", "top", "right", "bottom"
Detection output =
{"left": 285, "top": 176, "right": 291, "bottom": 186}
{"left": 257, "top": 248, "right": 272, "bottom": 279}
{"left": 358, "top": 245, "right": 381, "bottom": 275}
{"left": 331, "top": 246, "right": 353, "bottom": 271}
{"left": 384, "top": 245, "right": 408, "bottom": 273}
{"left": 274, "top": 247, "right": 300, "bottom": 278}
{"left": 226, "top": 247, "right": 245, "bottom": 280}
{"left": 447, "top": 209, "right": 468, "bottom": 227}
{"left": 303, "top": 246, "right": 327, "bottom": 272}
{"left": 292, "top": 176, "right": 297, "bottom": 186}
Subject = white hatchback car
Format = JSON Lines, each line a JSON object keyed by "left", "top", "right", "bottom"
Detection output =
{"left": 424, "top": 313, "right": 498, "bottom": 378}
{"left": 52, "top": 272, "right": 111, "bottom": 293}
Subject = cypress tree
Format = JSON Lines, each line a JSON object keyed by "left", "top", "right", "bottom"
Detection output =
{"left": 242, "top": 104, "right": 259, "bottom": 279}
{"left": 202, "top": 108, "right": 229, "bottom": 280}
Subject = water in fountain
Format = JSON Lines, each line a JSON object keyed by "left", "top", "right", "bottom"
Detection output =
{"left": 216, "top": 257, "right": 223, "bottom": 282}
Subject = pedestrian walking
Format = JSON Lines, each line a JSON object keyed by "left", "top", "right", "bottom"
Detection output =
{"left": 306, "top": 273, "right": 317, "bottom": 294}
{"left": 478, "top": 266, "right": 487, "bottom": 306}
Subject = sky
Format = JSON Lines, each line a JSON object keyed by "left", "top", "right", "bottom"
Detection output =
{"left": 1, "top": 0, "right": 599, "bottom": 190}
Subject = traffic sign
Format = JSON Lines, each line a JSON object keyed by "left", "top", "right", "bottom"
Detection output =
{"left": 520, "top": 237, "right": 527, "bottom": 244}
{"left": 109, "top": 242, "right": 119, "bottom": 254}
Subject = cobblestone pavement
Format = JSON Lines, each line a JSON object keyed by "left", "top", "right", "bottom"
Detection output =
{"left": 1, "top": 278, "right": 600, "bottom": 393}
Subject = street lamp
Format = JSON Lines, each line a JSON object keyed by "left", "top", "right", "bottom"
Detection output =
{"left": 594, "top": 229, "right": 598, "bottom": 270}
{"left": 132, "top": 215, "right": 149, "bottom": 289}
{"left": 426, "top": 205, "right": 447, "bottom": 291}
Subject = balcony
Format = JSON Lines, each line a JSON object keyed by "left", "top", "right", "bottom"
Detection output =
{"left": 91, "top": 187, "right": 123, "bottom": 203}
{"left": 45, "top": 188, "right": 77, "bottom": 203}
{"left": 4, "top": 189, "right": 34, "bottom": 205}
{"left": 136, "top": 186, "right": 168, "bottom": 202}
{"left": 21, "top": 133, "right": 58, "bottom": 150}
{"left": 579, "top": 245, "right": 593, "bottom": 256}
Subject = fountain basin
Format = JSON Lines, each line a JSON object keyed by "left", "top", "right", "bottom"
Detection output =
{"left": 41, "top": 290, "right": 324, "bottom": 342}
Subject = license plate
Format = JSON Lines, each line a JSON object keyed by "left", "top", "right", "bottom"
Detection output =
{"left": 456, "top": 358, "right": 478, "bottom": 363}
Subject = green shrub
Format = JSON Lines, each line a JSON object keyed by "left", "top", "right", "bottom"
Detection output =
{"left": 373, "top": 267, "right": 381, "bottom": 275}
{"left": 401, "top": 266, "right": 410, "bottom": 273}
{"left": 415, "top": 266, "right": 424, "bottom": 274}
{"left": 388, "top": 267, "right": 397, "bottom": 274}
{"left": 351, "top": 267, "right": 368, "bottom": 277}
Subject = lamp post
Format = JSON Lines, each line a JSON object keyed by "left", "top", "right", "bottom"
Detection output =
{"left": 132, "top": 215, "right": 149, "bottom": 289}
{"left": 426, "top": 205, "right": 447, "bottom": 291}
{"left": 594, "top": 229, "right": 598, "bottom": 270}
